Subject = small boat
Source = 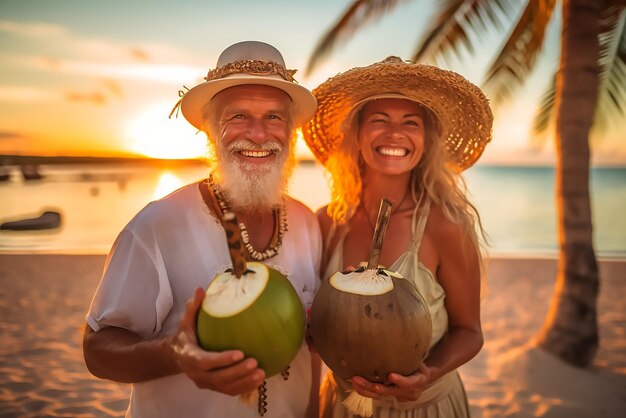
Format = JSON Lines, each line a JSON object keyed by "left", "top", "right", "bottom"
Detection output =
{"left": 0, "top": 211, "right": 62, "bottom": 231}
{"left": 0, "top": 166, "right": 10, "bottom": 182}
{"left": 21, "top": 164, "right": 44, "bottom": 180}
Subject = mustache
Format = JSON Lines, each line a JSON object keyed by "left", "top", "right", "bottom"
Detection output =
{"left": 227, "top": 139, "right": 284, "bottom": 153}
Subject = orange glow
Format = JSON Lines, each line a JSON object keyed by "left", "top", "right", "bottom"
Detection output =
{"left": 125, "top": 102, "right": 207, "bottom": 159}
{"left": 294, "top": 128, "right": 315, "bottom": 160}
{"left": 153, "top": 171, "right": 184, "bottom": 199}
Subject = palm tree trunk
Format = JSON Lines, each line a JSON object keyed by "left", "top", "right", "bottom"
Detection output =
{"left": 536, "top": 0, "right": 600, "bottom": 367}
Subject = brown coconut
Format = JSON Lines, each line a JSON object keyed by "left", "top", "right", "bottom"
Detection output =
{"left": 309, "top": 266, "right": 432, "bottom": 385}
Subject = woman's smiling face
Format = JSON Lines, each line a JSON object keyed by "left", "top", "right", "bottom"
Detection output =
{"left": 357, "top": 98, "right": 426, "bottom": 176}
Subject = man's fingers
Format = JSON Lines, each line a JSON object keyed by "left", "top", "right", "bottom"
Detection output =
{"left": 194, "top": 350, "right": 246, "bottom": 371}
{"left": 207, "top": 358, "right": 265, "bottom": 386}
{"left": 180, "top": 287, "right": 205, "bottom": 329}
{"left": 187, "top": 355, "right": 266, "bottom": 394}
{"left": 217, "top": 369, "right": 266, "bottom": 395}
{"left": 190, "top": 287, "right": 205, "bottom": 315}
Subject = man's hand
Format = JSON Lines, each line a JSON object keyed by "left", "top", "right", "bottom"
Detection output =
{"left": 171, "top": 287, "right": 266, "bottom": 395}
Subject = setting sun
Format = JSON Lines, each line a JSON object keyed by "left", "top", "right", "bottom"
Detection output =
{"left": 125, "top": 102, "right": 207, "bottom": 159}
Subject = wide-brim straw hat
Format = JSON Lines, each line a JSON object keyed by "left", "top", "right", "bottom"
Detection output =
{"left": 179, "top": 41, "right": 317, "bottom": 130}
{"left": 303, "top": 57, "right": 493, "bottom": 171}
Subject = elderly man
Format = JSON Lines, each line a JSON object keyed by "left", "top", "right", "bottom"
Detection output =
{"left": 82, "top": 41, "right": 321, "bottom": 418}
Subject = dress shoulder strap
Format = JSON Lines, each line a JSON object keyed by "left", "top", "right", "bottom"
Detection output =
{"left": 321, "top": 221, "right": 349, "bottom": 275}
{"left": 410, "top": 197, "right": 431, "bottom": 252}
{"left": 324, "top": 222, "right": 337, "bottom": 260}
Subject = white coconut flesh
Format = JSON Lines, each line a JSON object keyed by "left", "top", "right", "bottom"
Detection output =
{"left": 329, "top": 267, "right": 404, "bottom": 295}
{"left": 202, "top": 262, "right": 269, "bottom": 317}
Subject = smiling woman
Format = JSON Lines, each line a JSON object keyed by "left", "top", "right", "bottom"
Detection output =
{"left": 125, "top": 102, "right": 208, "bottom": 159}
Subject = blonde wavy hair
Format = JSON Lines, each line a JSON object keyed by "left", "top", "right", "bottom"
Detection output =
{"left": 325, "top": 101, "right": 487, "bottom": 254}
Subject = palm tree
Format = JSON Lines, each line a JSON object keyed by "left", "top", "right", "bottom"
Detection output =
{"left": 306, "top": 0, "right": 626, "bottom": 367}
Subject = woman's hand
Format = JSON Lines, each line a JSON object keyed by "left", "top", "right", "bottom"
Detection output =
{"left": 350, "top": 363, "right": 432, "bottom": 402}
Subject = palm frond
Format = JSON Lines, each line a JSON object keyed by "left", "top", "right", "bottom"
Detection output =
{"left": 531, "top": 73, "right": 556, "bottom": 144}
{"left": 412, "top": 0, "right": 515, "bottom": 65}
{"left": 305, "top": 0, "right": 408, "bottom": 76}
{"left": 594, "top": 4, "right": 626, "bottom": 132}
{"left": 411, "top": 0, "right": 469, "bottom": 63}
{"left": 601, "top": 0, "right": 626, "bottom": 10}
{"left": 483, "top": 0, "right": 557, "bottom": 105}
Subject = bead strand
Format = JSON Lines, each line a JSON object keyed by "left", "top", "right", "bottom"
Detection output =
{"left": 209, "top": 176, "right": 286, "bottom": 261}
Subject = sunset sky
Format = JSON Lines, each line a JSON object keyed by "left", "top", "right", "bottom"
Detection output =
{"left": 1, "top": 0, "right": 624, "bottom": 165}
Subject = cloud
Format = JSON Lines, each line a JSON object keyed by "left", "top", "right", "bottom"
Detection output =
{"left": 1, "top": 20, "right": 204, "bottom": 86}
{"left": 0, "top": 130, "right": 31, "bottom": 155}
{"left": 0, "top": 82, "right": 123, "bottom": 106}
{"left": 0, "top": 86, "right": 58, "bottom": 102}
{"left": 0, "top": 20, "right": 66, "bottom": 38}
{"left": 62, "top": 77, "right": 127, "bottom": 106}
{"left": 0, "top": 131, "right": 25, "bottom": 140}
{"left": 101, "top": 78, "right": 124, "bottom": 98}
{"left": 129, "top": 47, "right": 151, "bottom": 62}
{"left": 0, "top": 21, "right": 145, "bottom": 62}
{"left": 1, "top": 20, "right": 198, "bottom": 65}
{"left": 19, "top": 55, "right": 201, "bottom": 84}
{"left": 39, "top": 56, "right": 63, "bottom": 71}
{"left": 65, "top": 91, "right": 107, "bottom": 105}
{"left": 64, "top": 75, "right": 127, "bottom": 105}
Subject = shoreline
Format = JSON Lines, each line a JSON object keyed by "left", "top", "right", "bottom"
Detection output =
{"left": 1, "top": 249, "right": 625, "bottom": 261}
{"left": 1, "top": 254, "right": 624, "bottom": 417}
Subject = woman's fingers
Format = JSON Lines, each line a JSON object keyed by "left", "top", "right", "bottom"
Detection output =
{"left": 351, "top": 367, "right": 430, "bottom": 402}
{"left": 351, "top": 376, "right": 382, "bottom": 399}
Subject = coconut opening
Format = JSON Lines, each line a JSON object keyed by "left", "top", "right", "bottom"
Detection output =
{"left": 329, "top": 267, "right": 398, "bottom": 295}
{"left": 202, "top": 262, "right": 269, "bottom": 317}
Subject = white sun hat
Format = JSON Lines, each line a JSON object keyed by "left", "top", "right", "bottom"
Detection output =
{"left": 177, "top": 41, "right": 317, "bottom": 130}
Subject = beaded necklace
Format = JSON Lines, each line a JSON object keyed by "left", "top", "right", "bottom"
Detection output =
{"left": 206, "top": 177, "right": 287, "bottom": 261}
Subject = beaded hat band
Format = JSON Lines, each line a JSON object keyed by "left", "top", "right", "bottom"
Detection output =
{"left": 204, "top": 60, "right": 296, "bottom": 83}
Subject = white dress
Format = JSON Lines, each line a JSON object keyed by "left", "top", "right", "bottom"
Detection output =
{"left": 319, "top": 201, "right": 470, "bottom": 418}
{"left": 86, "top": 181, "right": 322, "bottom": 418}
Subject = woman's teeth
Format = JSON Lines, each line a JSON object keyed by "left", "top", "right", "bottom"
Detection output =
{"left": 377, "top": 147, "right": 408, "bottom": 157}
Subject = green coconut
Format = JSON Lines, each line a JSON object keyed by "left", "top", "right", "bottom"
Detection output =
{"left": 309, "top": 265, "right": 432, "bottom": 385}
{"left": 197, "top": 261, "right": 306, "bottom": 378}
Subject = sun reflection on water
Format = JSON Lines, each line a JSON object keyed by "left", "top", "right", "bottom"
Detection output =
{"left": 153, "top": 171, "right": 183, "bottom": 200}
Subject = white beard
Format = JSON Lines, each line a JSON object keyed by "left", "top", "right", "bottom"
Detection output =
{"left": 213, "top": 138, "right": 295, "bottom": 211}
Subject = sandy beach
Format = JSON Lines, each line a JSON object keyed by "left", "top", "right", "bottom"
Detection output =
{"left": 0, "top": 254, "right": 624, "bottom": 418}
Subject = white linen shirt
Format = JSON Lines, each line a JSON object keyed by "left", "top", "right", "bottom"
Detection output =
{"left": 86, "top": 182, "right": 322, "bottom": 418}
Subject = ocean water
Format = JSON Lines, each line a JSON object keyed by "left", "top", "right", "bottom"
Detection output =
{"left": 0, "top": 162, "right": 624, "bottom": 258}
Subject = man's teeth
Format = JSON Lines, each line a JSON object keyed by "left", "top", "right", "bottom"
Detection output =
{"left": 240, "top": 150, "right": 273, "bottom": 158}
{"left": 377, "top": 147, "right": 408, "bottom": 157}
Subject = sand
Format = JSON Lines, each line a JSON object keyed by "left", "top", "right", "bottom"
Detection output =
{"left": 0, "top": 254, "right": 624, "bottom": 418}
{"left": 461, "top": 257, "right": 626, "bottom": 417}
